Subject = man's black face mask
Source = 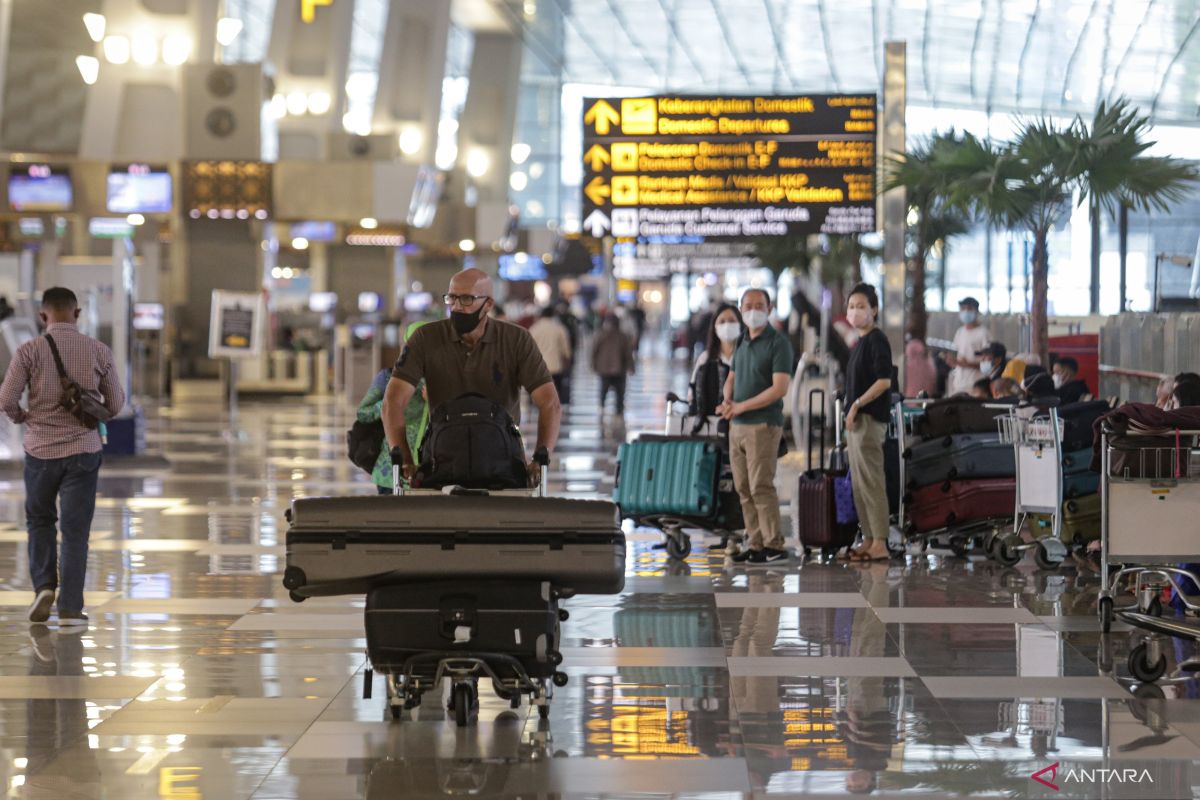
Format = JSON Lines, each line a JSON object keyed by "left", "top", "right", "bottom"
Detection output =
{"left": 451, "top": 303, "right": 487, "bottom": 336}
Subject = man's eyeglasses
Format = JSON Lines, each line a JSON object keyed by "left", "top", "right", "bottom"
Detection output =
{"left": 443, "top": 294, "right": 489, "bottom": 308}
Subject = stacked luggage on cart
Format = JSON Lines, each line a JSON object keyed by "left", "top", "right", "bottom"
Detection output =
{"left": 612, "top": 392, "right": 743, "bottom": 559}
{"left": 897, "top": 397, "right": 1016, "bottom": 555}
{"left": 1024, "top": 401, "right": 1111, "bottom": 553}
{"left": 284, "top": 394, "right": 627, "bottom": 726}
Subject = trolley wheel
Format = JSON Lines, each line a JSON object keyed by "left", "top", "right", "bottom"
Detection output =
{"left": 1099, "top": 597, "right": 1114, "bottom": 633}
{"left": 1033, "top": 542, "right": 1061, "bottom": 571}
{"left": 1133, "top": 682, "right": 1166, "bottom": 702}
{"left": 949, "top": 537, "right": 970, "bottom": 559}
{"left": 665, "top": 533, "right": 691, "bottom": 560}
{"left": 553, "top": 672, "right": 569, "bottom": 687}
{"left": 288, "top": 591, "right": 307, "bottom": 603}
{"left": 1146, "top": 596, "right": 1163, "bottom": 617}
{"left": 389, "top": 704, "right": 402, "bottom": 721}
{"left": 995, "top": 536, "right": 1022, "bottom": 567}
{"left": 538, "top": 703, "right": 550, "bottom": 720}
{"left": 1129, "top": 642, "right": 1167, "bottom": 684}
{"left": 453, "top": 683, "right": 475, "bottom": 727}
{"left": 558, "top": 609, "right": 570, "bottom": 622}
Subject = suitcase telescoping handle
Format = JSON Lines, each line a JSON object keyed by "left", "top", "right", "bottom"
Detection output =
{"left": 808, "top": 388, "right": 825, "bottom": 471}
{"left": 390, "top": 446, "right": 407, "bottom": 496}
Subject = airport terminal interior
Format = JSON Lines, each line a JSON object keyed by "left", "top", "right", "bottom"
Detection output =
{"left": 3, "top": 0, "right": 1200, "bottom": 797}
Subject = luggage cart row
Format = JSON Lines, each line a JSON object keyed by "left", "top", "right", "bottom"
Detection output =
{"left": 1097, "top": 423, "right": 1200, "bottom": 684}
{"left": 889, "top": 398, "right": 1107, "bottom": 571}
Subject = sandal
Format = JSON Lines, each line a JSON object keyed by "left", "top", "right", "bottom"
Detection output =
{"left": 849, "top": 550, "right": 890, "bottom": 562}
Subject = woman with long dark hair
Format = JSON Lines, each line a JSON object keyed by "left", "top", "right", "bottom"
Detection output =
{"left": 688, "top": 303, "right": 745, "bottom": 431}
{"left": 842, "top": 284, "right": 894, "bottom": 562}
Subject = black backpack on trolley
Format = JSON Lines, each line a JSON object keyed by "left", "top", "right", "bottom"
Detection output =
{"left": 415, "top": 393, "right": 528, "bottom": 490}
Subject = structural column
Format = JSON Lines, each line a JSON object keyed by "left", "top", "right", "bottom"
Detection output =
{"left": 880, "top": 41, "right": 907, "bottom": 370}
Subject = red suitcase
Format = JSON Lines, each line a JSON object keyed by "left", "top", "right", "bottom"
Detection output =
{"left": 791, "top": 390, "right": 857, "bottom": 556}
{"left": 907, "top": 477, "right": 1014, "bottom": 533}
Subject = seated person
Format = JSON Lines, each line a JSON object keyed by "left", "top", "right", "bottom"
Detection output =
{"left": 977, "top": 341, "right": 1007, "bottom": 383}
{"left": 970, "top": 377, "right": 992, "bottom": 400}
{"left": 1051, "top": 356, "right": 1091, "bottom": 404}
{"left": 1174, "top": 379, "right": 1200, "bottom": 408}
{"left": 382, "top": 268, "right": 562, "bottom": 486}
{"left": 991, "top": 377, "right": 1020, "bottom": 400}
{"left": 1158, "top": 372, "right": 1200, "bottom": 409}
{"left": 1020, "top": 372, "right": 1058, "bottom": 405}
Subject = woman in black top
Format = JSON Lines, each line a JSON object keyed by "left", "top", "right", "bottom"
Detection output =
{"left": 843, "top": 283, "right": 894, "bottom": 562}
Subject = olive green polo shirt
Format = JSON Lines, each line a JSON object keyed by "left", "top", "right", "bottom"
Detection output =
{"left": 731, "top": 323, "right": 794, "bottom": 427}
{"left": 392, "top": 318, "right": 552, "bottom": 418}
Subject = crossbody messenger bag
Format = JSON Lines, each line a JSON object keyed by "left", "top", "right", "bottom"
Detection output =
{"left": 44, "top": 334, "right": 114, "bottom": 430}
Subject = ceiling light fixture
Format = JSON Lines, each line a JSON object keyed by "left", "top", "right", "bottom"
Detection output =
{"left": 82, "top": 13, "right": 106, "bottom": 43}
{"left": 75, "top": 55, "right": 100, "bottom": 85}
{"left": 216, "top": 17, "right": 243, "bottom": 47}
{"left": 102, "top": 35, "right": 130, "bottom": 65}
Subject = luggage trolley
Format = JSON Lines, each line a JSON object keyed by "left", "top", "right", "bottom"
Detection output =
{"left": 892, "top": 398, "right": 1013, "bottom": 557}
{"left": 361, "top": 451, "right": 571, "bottom": 726}
{"left": 992, "top": 408, "right": 1070, "bottom": 569}
{"left": 1097, "top": 425, "right": 1200, "bottom": 683}
{"left": 612, "top": 393, "right": 743, "bottom": 560}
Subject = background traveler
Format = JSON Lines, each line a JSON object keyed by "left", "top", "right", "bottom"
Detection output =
{"left": 0, "top": 287, "right": 125, "bottom": 627}
{"left": 382, "top": 269, "right": 561, "bottom": 487}
{"left": 718, "top": 288, "right": 793, "bottom": 565}
{"left": 592, "top": 314, "right": 635, "bottom": 421}
{"left": 530, "top": 306, "right": 573, "bottom": 405}
{"left": 944, "top": 297, "right": 989, "bottom": 396}
{"left": 357, "top": 321, "right": 428, "bottom": 494}
{"left": 841, "top": 284, "right": 894, "bottom": 563}
{"left": 1051, "top": 356, "right": 1091, "bottom": 404}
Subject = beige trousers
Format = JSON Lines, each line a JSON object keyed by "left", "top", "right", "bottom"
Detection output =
{"left": 729, "top": 423, "right": 784, "bottom": 551}
{"left": 846, "top": 414, "right": 890, "bottom": 542}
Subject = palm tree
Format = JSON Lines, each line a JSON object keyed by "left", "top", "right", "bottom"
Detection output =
{"left": 883, "top": 132, "right": 972, "bottom": 341}
{"left": 1075, "top": 99, "right": 1198, "bottom": 312}
{"left": 818, "top": 234, "right": 883, "bottom": 310}
{"left": 940, "top": 126, "right": 1076, "bottom": 366}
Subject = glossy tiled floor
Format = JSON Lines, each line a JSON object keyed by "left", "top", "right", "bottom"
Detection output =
{"left": 3, "top": 354, "right": 1200, "bottom": 798}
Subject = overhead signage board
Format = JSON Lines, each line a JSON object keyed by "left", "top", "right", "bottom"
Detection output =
{"left": 581, "top": 94, "right": 876, "bottom": 240}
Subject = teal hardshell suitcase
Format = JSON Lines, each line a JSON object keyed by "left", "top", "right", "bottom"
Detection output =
{"left": 614, "top": 438, "right": 720, "bottom": 518}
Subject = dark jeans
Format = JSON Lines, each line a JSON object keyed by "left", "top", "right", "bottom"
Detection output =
{"left": 599, "top": 375, "right": 627, "bottom": 414}
{"left": 552, "top": 372, "right": 571, "bottom": 405}
{"left": 24, "top": 451, "right": 102, "bottom": 613}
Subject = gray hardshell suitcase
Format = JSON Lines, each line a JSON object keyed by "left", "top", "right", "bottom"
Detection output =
{"left": 903, "top": 432, "right": 1015, "bottom": 489}
{"left": 283, "top": 494, "right": 626, "bottom": 598}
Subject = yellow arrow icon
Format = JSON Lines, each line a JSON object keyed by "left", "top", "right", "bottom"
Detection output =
{"left": 584, "top": 100, "right": 621, "bottom": 136}
{"left": 301, "top": 0, "right": 334, "bottom": 23}
{"left": 584, "top": 176, "right": 610, "bottom": 206}
{"left": 584, "top": 144, "right": 610, "bottom": 172}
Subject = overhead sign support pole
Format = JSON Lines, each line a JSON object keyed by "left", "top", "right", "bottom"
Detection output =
{"left": 881, "top": 42, "right": 908, "bottom": 376}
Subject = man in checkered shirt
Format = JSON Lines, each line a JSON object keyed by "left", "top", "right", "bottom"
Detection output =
{"left": 0, "top": 288, "right": 125, "bottom": 628}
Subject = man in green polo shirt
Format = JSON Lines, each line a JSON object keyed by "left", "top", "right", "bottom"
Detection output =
{"left": 717, "top": 288, "right": 793, "bottom": 564}
{"left": 382, "top": 268, "right": 562, "bottom": 487}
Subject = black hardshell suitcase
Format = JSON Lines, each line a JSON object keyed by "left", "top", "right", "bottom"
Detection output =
{"left": 903, "top": 433, "right": 1015, "bottom": 489}
{"left": 1058, "top": 400, "right": 1110, "bottom": 451}
{"left": 284, "top": 495, "right": 625, "bottom": 598}
{"left": 915, "top": 398, "right": 1009, "bottom": 439}
{"left": 365, "top": 580, "right": 558, "bottom": 679}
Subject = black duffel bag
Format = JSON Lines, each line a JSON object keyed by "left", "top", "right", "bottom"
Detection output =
{"left": 347, "top": 419, "right": 385, "bottom": 474}
{"left": 415, "top": 393, "right": 529, "bottom": 490}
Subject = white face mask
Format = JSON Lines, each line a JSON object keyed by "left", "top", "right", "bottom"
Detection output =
{"left": 742, "top": 309, "right": 768, "bottom": 331}
{"left": 980, "top": 360, "right": 993, "bottom": 375}
{"left": 1052, "top": 374, "right": 1064, "bottom": 389}
{"left": 846, "top": 307, "right": 872, "bottom": 330}
{"left": 715, "top": 322, "right": 742, "bottom": 343}
{"left": 959, "top": 310, "right": 978, "bottom": 325}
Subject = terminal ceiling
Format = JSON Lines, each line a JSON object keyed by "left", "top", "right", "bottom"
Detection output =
{"left": 506, "top": 0, "right": 1200, "bottom": 126}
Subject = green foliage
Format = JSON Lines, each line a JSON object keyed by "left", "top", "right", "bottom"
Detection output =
{"left": 750, "top": 234, "right": 811, "bottom": 279}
